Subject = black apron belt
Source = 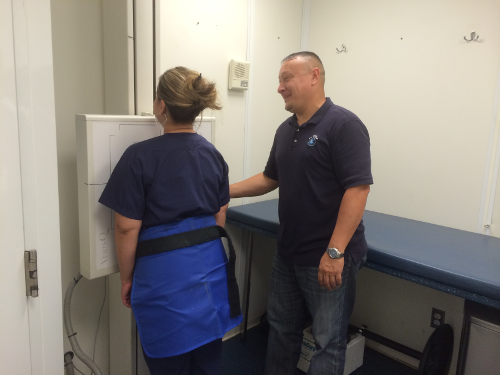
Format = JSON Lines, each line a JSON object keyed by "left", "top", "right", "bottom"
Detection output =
{"left": 136, "top": 225, "right": 241, "bottom": 319}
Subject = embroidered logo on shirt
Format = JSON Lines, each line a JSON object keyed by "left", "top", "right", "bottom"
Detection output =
{"left": 307, "top": 135, "right": 318, "bottom": 146}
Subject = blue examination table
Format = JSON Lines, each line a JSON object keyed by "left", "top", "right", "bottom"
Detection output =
{"left": 226, "top": 199, "right": 500, "bottom": 342}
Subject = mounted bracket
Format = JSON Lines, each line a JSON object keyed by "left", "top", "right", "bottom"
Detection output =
{"left": 24, "top": 250, "right": 39, "bottom": 297}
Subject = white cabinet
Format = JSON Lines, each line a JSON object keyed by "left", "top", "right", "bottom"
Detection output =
{"left": 457, "top": 300, "right": 500, "bottom": 375}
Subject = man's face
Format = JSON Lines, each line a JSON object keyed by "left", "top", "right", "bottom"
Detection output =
{"left": 277, "top": 57, "right": 312, "bottom": 114}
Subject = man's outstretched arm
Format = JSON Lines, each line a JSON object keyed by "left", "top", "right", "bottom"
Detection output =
{"left": 230, "top": 172, "right": 278, "bottom": 198}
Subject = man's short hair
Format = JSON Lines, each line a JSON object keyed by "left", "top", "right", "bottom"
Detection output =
{"left": 281, "top": 51, "right": 323, "bottom": 65}
{"left": 281, "top": 51, "right": 325, "bottom": 82}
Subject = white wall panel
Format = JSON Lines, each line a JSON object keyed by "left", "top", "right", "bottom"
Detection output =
{"left": 483, "top": 78, "right": 500, "bottom": 237}
{"left": 135, "top": 1, "right": 155, "bottom": 116}
{"left": 309, "top": 0, "right": 500, "bottom": 233}
{"left": 491, "top": 164, "right": 500, "bottom": 237}
{"left": 156, "top": 0, "right": 248, "bottom": 192}
{"left": 103, "top": 0, "right": 134, "bottom": 115}
{"left": 246, "top": 0, "right": 303, "bottom": 204}
{"left": 51, "top": 0, "right": 109, "bottom": 373}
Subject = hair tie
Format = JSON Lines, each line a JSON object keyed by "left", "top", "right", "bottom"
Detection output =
{"left": 197, "top": 73, "right": 202, "bottom": 80}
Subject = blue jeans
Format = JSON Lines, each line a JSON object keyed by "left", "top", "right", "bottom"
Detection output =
{"left": 264, "top": 252, "right": 366, "bottom": 375}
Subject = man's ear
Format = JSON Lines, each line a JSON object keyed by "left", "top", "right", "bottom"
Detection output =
{"left": 311, "top": 67, "right": 321, "bottom": 85}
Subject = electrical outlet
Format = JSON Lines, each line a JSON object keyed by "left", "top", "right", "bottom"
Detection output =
{"left": 431, "top": 308, "right": 445, "bottom": 328}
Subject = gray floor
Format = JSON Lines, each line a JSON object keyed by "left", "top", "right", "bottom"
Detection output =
{"left": 221, "top": 326, "right": 418, "bottom": 375}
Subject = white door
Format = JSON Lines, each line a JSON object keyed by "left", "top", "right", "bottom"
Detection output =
{"left": 1, "top": 0, "right": 64, "bottom": 374}
{"left": 0, "top": 0, "right": 32, "bottom": 373}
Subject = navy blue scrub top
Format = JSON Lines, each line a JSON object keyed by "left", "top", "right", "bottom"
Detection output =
{"left": 99, "top": 132, "right": 230, "bottom": 229}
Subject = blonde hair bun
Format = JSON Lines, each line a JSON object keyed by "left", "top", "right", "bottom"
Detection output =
{"left": 157, "top": 67, "right": 221, "bottom": 124}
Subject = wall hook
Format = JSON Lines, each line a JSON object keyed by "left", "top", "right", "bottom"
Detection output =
{"left": 336, "top": 44, "right": 347, "bottom": 53}
{"left": 464, "top": 31, "right": 479, "bottom": 42}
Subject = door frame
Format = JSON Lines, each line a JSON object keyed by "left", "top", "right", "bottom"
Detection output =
{"left": 1, "top": 0, "right": 32, "bottom": 373}
{"left": 10, "top": 0, "right": 64, "bottom": 374}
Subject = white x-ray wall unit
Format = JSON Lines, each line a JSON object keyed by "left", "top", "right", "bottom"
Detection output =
{"left": 76, "top": 114, "right": 215, "bottom": 280}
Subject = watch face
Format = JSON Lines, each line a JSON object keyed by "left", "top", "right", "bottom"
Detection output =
{"left": 327, "top": 248, "right": 343, "bottom": 259}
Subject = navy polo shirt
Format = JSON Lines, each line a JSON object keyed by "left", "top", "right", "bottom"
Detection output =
{"left": 99, "top": 133, "right": 229, "bottom": 229}
{"left": 264, "top": 98, "right": 373, "bottom": 266}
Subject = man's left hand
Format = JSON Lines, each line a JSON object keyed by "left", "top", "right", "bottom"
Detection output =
{"left": 318, "top": 253, "right": 344, "bottom": 291}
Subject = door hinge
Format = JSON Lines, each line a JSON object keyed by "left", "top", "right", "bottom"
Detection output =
{"left": 24, "top": 250, "right": 39, "bottom": 297}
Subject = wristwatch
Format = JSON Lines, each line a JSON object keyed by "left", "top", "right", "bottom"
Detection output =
{"left": 326, "top": 247, "right": 344, "bottom": 259}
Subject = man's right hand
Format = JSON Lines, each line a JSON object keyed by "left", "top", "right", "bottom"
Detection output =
{"left": 230, "top": 172, "right": 278, "bottom": 198}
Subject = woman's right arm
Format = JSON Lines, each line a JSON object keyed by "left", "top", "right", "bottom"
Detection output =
{"left": 115, "top": 212, "right": 142, "bottom": 308}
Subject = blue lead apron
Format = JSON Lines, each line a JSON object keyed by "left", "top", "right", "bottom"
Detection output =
{"left": 131, "top": 215, "right": 242, "bottom": 358}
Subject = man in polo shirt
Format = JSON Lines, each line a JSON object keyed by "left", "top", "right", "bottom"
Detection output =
{"left": 230, "top": 51, "right": 372, "bottom": 375}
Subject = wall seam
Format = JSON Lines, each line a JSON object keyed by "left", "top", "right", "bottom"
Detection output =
{"left": 300, "top": 0, "right": 311, "bottom": 51}
{"left": 242, "top": 0, "right": 256, "bottom": 205}
{"left": 477, "top": 58, "right": 500, "bottom": 234}
{"left": 484, "top": 103, "right": 500, "bottom": 235}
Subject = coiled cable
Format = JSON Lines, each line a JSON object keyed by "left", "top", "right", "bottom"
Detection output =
{"left": 63, "top": 273, "right": 102, "bottom": 375}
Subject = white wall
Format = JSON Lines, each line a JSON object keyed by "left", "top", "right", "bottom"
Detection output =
{"left": 309, "top": 0, "right": 500, "bottom": 232}
{"left": 307, "top": 0, "right": 500, "bottom": 372}
{"left": 245, "top": 0, "right": 303, "bottom": 204}
{"left": 51, "top": 1, "right": 110, "bottom": 373}
{"left": 103, "top": 0, "right": 134, "bottom": 115}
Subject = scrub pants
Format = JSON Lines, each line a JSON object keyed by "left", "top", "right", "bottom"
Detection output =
{"left": 264, "top": 252, "right": 366, "bottom": 375}
{"left": 142, "top": 339, "right": 222, "bottom": 375}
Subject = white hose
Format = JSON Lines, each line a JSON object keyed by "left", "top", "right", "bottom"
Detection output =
{"left": 63, "top": 273, "right": 102, "bottom": 375}
{"left": 64, "top": 351, "right": 75, "bottom": 375}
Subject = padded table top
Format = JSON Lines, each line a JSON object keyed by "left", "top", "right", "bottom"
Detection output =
{"left": 227, "top": 199, "right": 500, "bottom": 308}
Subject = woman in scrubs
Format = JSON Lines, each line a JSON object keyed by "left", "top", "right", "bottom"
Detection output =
{"left": 99, "top": 66, "right": 242, "bottom": 375}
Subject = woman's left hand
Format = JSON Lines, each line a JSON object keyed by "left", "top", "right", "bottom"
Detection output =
{"left": 121, "top": 282, "right": 133, "bottom": 308}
